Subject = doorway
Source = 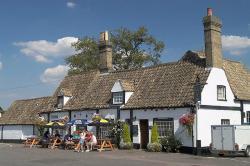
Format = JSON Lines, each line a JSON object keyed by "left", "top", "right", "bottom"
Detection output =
{"left": 140, "top": 119, "right": 149, "bottom": 149}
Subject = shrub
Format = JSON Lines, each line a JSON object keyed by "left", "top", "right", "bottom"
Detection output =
{"left": 120, "top": 123, "right": 132, "bottom": 149}
{"left": 147, "top": 142, "right": 162, "bottom": 152}
{"left": 147, "top": 123, "right": 161, "bottom": 152}
{"left": 122, "top": 123, "right": 131, "bottom": 143}
{"left": 151, "top": 123, "right": 159, "bottom": 143}
{"left": 160, "top": 135, "right": 182, "bottom": 152}
{"left": 119, "top": 141, "right": 133, "bottom": 149}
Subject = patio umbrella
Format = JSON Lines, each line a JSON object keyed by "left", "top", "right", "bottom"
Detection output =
{"left": 45, "top": 122, "right": 65, "bottom": 128}
{"left": 88, "top": 119, "right": 110, "bottom": 126}
{"left": 67, "top": 119, "right": 88, "bottom": 126}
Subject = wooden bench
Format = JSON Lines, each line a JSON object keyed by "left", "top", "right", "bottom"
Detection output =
{"left": 23, "top": 137, "right": 40, "bottom": 148}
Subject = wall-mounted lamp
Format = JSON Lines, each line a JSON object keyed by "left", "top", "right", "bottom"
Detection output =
{"left": 85, "top": 114, "right": 88, "bottom": 118}
{"left": 133, "top": 116, "right": 137, "bottom": 121}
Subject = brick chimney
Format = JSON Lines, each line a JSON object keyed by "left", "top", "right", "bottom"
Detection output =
{"left": 99, "top": 31, "right": 113, "bottom": 73}
{"left": 203, "top": 8, "right": 223, "bottom": 68}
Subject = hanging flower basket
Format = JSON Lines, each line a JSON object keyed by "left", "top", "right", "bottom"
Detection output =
{"left": 92, "top": 113, "right": 102, "bottom": 122}
{"left": 179, "top": 113, "right": 194, "bottom": 136}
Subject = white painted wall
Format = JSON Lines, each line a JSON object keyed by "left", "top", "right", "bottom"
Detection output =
{"left": 121, "top": 108, "right": 193, "bottom": 147}
{"left": 243, "top": 101, "right": 250, "bottom": 123}
{"left": 201, "top": 68, "right": 240, "bottom": 107}
{"left": 125, "top": 92, "right": 133, "bottom": 103}
{"left": 111, "top": 80, "right": 123, "bottom": 92}
{"left": 2, "top": 125, "right": 34, "bottom": 140}
{"left": 99, "top": 109, "right": 117, "bottom": 120}
{"left": 197, "top": 109, "right": 241, "bottom": 147}
{"left": 64, "top": 96, "right": 71, "bottom": 105}
{"left": 71, "top": 110, "right": 96, "bottom": 133}
{"left": 50, "top": 112, "right": 69, "bottom": 121}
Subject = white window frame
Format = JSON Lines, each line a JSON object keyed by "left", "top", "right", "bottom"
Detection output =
{"left": 154, "top": 118, "right": 174, "bottom": 138}
{"left": 217, "top": 85, "right": 226, "bottom": 101}
{"left": 113, "top": 92, "right": 124, "bottom": 104}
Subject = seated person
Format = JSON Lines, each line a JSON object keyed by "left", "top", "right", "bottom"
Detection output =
{"left": 75, "top": 129, "right": 87, "bottom": 152}
{"left": 41, "top": 131, "right": 50, "bottom": 148}
{"left": 85, "top": 132, "right": 97, "bottom": 152}
{"left": 54, "top": 130, "right": 61, "bottom": 143}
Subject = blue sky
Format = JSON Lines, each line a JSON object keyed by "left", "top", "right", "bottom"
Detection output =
{"left": 0, "top": 0, "right": 250, "bottom": 109}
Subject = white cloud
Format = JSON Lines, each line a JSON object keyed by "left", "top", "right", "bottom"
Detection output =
{"left": 0, "top": 61, "right": 2, "bottom": 70}
{"left": 14, "top": 37, "right": 78, "bottom": 63}
{"left": 67, "top": 2, "right": 76, "bottom": 8}
{"left": 40, "top": 65, "right": 69, "bottom": 84}
{"left": 222, "top": 35, "right": 250, "bottom": 56}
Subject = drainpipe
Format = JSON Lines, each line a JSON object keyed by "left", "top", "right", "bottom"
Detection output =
{"left": 129, "top": 109, "right": 133, "bottom": 142}
{"left": 1, "top": 125, "right": 4, "bottom": 142}
{"left": 240, "top": 101, "right": 244, "bottom": 124}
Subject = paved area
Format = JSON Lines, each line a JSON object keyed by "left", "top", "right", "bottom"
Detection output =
{"left": 0, "top": 143, "right": 250, "bottom": 166}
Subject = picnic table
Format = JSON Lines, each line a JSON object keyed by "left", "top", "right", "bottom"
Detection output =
{"left": 96, "top": 138, "right": 114, "bottom": 152}
{"left": 49, "top": 138, "right": 62, "bottom": 149}
{"left": 23, "top": 137, "right": 40, "bottom": 148}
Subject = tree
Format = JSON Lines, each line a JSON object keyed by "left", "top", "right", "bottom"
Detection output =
{"left": 151, "top": 123, "right": 159, "bottom": 143}
{"left": 111, "top": 27, "right": 165, "bottom": 69}
{"left": 66, "top": 27, "right": 165, "bottom": 74}
{"left": 65, "top": 37, "right": 99, "bottom": 75}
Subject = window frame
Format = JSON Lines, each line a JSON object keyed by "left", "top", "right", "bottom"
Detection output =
{"left": 217, "top": 85, "right": 227, "bottom": 101}
{"left": 153, "top": 118, "right": 174, "bottom": 138}
{"left": 221, "top": 119, "right": 230, "bottom": 125}
{"left": 57, "top": 96, "right": 64, "bottom": 109}
{"left": 112, "top": 91, "right": 124, "bottom": 105}
{"left": 246, "top": 111, "right": 250, "bottom": 124}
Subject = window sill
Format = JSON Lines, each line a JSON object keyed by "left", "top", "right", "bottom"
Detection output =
{"left": 217, "top": 99, "right": 227, "bottom": 101}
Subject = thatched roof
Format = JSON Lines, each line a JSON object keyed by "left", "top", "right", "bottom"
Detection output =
{"left": 223, "top": 60, "right": 250, "bottom": 100}
{"left": 50, "top": 56, "right": 210, "bottom": 110}
{"left": 0, "top": 97, "right": 53, "bottom": 125}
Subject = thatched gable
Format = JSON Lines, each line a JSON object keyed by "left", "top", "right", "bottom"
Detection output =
{"left": 0, "top": 97, "right": 53, "bottom": 125}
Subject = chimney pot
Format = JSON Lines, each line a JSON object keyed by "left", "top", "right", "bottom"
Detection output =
{"left": 100, "top": 31, "right": 109, "bottom": 42}
{"left": 207, "top": 8, "right": 212, "bottom": 16}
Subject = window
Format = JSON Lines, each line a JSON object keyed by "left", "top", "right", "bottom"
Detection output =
{"left": 217, "top": 85, "right": 226, "bottom": 101}
{"left": 221, "top": 119, "right": 230, "bottom": 125}
{"left": 113, "top": 92, "right": 124, "bottom": 104}
{"left": 246, "top": 111, "right": 250, "bottom": 124}
{"left": 99, "top": 126, "right": 112, "bottom": 139}
{"left": 154, "top": 118, "right": 174, "bottom": 138}
{"left": 57, "top": 96, "right": 64, "bottom": 109}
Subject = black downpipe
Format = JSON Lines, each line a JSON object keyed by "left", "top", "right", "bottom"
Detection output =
{"left": 129, "top": 109, "right": 133, "bottom": 142}
{"left": 240, "top": 101, "right": 244, "bottom": 124}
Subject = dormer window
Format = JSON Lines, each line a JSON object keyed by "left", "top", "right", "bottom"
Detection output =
{"left": 56, "top": 88, "right": 72, "bottom": 109}
{"left": 111, "top": 79, "right": 134, "bottom": 105}
{"left": 217, "top": 85, "right": 226, "bottom": 101}
{"left": 113, "top": 92, "right": 124, "bottom": 104}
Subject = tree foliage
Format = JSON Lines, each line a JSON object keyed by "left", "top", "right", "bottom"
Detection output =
{"left": 151, "top": 123, "right": 159, "bottom": 143}
{"left": 66, "top": 27, "right": 165, "bottom": 74}
{"left": 111, "top": 27, "right": 164, "bottom": 69}
{"left": 65, "top": 37, "right": 99, "bottom": 75}
{"left": 122, "top": 123, "right": 131, "bottom": 143}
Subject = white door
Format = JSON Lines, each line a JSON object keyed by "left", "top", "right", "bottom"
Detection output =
{"left": 211, "top": 126, "right": 223, "bottom": 150}
{"left": 222, "top": 126, "right": 234, "bottom": 151}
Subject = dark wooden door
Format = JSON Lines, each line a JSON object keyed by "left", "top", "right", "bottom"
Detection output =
{"left": 140, "top": 119, "right": 149, "bottom": 149}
